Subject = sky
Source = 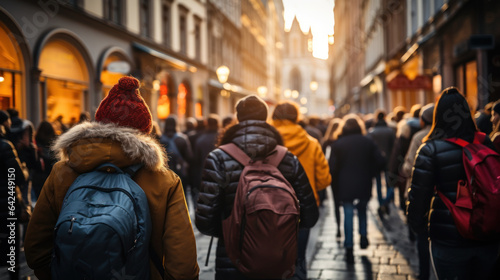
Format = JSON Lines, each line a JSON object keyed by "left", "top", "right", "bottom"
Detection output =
{"left": 282, "top": 0, "right": 335, "bottom": 59}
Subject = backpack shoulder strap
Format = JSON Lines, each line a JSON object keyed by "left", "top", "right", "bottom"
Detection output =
{"left": 474, "top": 132, "right": 486, "bottom": 144}
{"left": 266, "top": 145, "right": 288, "bottom": 167}
{"left": 445, "top": 137, "right": 470, "bottom": 148}
{"left": 219, "top": 143, "right": 252, "bottom": 166}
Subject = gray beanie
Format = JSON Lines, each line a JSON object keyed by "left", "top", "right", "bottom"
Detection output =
{"left": 420, "top": 103, "right": 435, "bottom": 125}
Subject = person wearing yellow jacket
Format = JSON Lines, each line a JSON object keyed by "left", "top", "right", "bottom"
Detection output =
{"left": 271, "top": 101, "right": 331, "bottom": 280}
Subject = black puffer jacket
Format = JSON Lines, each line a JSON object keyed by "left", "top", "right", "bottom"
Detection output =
{"left": 195, "top": 120, "right": 319, "bottom": 279}
{"left": 407, "top": 137, "right": 496, "bottom": 247}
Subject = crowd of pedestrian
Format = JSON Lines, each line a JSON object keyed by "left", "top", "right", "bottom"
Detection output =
{"left": 2, "top": 78, "right": 500, "bottom": 280}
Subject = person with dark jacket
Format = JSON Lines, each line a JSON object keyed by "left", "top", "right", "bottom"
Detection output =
{"left": 195, "top": 95, "right": 319, "bottom": 280}
{"left": 476, "top": 101, "right": 494, "bottom": 135}
{"left": 367, "top": 109, "right": 396, "bottom": 216}
{"left": 0, "top": 110, "right": 28, "bottom": 280}
{"left": 32, "top": 121, "right": 58, "bottom": 199}
{"left": 330, "top": 114, "right": 385, "bottom": 263}
{"left": 407, "top": 87, "right": 500, "bottom": 280}
{"left": 160, "top": 115, "right": 193, "bottom": 197}
{"left": 191, "top": 114, "right": 220, "bottom": 201}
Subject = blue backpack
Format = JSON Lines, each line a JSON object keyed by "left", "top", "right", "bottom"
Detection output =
{"left": 51, "top": 163, "right": 162, "bottom": 279}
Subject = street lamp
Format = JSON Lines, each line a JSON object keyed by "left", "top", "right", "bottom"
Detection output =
{"left": 216, "top": 65, "right": 230, "bottom": 83}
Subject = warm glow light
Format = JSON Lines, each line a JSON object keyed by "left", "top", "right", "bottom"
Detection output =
{"left": 283, "top": 0, "right": 335, "bottom": 59}
{"left": 0, "top": 77, "right": 4, "bottom": 83}
{"left": 257, "top": 86, "right": 268, "bottom": 98}
{"left": 153, "top": 80, "right": 160, "bottom": 91}
{"left": 284, "top": 89, "right": 292, "bottom": 98}
{"left": 216, "top": 65, "right": 230, "bottom": 83}
{"left": 292, "top": 90, "right": 299, "bottom": 99}
{"left": 310, "top": 81, "right": 318, "bottom": 91}
{"left": 300, "top": 97, "right": 307, "bottom": 104}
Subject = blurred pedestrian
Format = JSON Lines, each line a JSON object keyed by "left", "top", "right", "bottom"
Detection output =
{"left": 160, "top": 115, "right": 193, "bottom": 198}
{"left": 196, "top": 95, "right": 319, "bottom": 280}
{"left": 367, "top": 109, "right": 396, "bottom": 217}
{"left": 400, "top": 103, "right": 435, "bottom": 280}
{"left": 476, "top": 101, "right": 494, "bottom": 135}
{"left": 271, "top": 101, "right": 331, "bottom": 279}
{"left": 24, "top": 76, "right": 199, "bottom": 280}
{"left": 490, "top": 101, "right": 500, "bottom": 151}
{"left": 78, "top": 111, "right": 91, "bottom": 123}
{"left": 191, "top": 114, "right": 220, "bottom": 202}
{"left": 32, "top": 121, "right": 57, "bottom": 199}
{"left": 0, "top": 110, "right": 29, "bottom": 280}
{"left": 407, "top": 87, "right": 500, "bottom": 280}
{"left": 222, "top": 115, "right": 235, "bottom": 128}
{"left": 322, "top": 118, "right": 343, "bottom": 238}
{"left": 330, "top": 114, "right": 385, "bottom": 263}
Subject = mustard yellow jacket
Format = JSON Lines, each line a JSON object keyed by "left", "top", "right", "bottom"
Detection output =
{"left": 24, "top": 122, "right": 199, "bottom": 280}
{"left": 272, "top": 120, "right": 331, "bottom": 205}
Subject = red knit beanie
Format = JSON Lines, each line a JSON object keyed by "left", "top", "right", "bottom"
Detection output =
{"left": 95, "top": 76, "right": 152, "bottom": 134}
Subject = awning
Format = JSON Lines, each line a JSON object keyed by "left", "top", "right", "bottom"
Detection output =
{"left": 132, "top": 42, "right": 197, "bottom": 72}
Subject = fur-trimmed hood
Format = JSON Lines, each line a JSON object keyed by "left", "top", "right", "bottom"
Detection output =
{"left": 52, "top": 122, "right": 167, "bottom": 173}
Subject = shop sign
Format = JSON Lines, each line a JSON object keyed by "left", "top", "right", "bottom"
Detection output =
{"left": 107, "top": 61, "right": 131, "bottom": 74}
{"left": 388, "top": 73, "right": 432, "bottom": 90}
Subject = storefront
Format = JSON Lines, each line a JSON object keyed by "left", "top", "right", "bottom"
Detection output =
{"left": 0, "top": 21, "right": 24, "bottom": 116}
{"left": 99, "top": 48, "right": 134, "bottom": 98}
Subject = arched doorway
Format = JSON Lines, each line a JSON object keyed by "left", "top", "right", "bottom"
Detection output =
{"left": 156, "top": 71, "right": 176, "bottom": 120}
{"left": 99, "top": 48, "right": 133, "bottom": 98}
{"left": 0, "top": 22, "right": 24, "bottom": 115}
{"left": 38, "top": 37, "right": 90, "bottom": 132}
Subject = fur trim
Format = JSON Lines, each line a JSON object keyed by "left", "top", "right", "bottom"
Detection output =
{"left": 52, "top": 122, "right": 167, "bottom": 172}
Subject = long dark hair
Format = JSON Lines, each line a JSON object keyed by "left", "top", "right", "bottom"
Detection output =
{"left": 35, "top": 121, "right": 56, "bottom": 147}
{"left": 423, "top": 87, "right": 478, "bottom": 142}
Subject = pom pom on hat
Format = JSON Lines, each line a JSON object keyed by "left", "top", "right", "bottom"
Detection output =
{"left": 95, "top": 76, "right": 152, "bottom": 134}
{"left": 236, "top": 95, "right": 269, "bottom": 122}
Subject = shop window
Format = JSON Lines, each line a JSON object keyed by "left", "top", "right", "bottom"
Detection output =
{"left": 0, "top": 23, "right": 23, "bottom": 114}
{"left": 179, "top": 5, "right": 188, "bottom": 56}
{"left": 162, "top": 1, "right": 172, "bottom": 47}
{"left": 194, "top": 16, "right": 202, "bottom": 61}
{"left": 104, "top": 0, "right": 124, "bottom": 26}
{"left": 39, "top": 39, "right": 89, "bottom": 126}
{"left": 178, "top": 83, "right": 187, "bottom": 118}
{"left": 140, "top": 0, "right": 151, "bottom": 38}
{"left": 101, "top": 54, "right": 130, "bottom": 97}
{"left": 157, "top": 83, "right": 170, "bottom": 120}
{"left": 455, "top": 61, "right": 478, "bottom": 113}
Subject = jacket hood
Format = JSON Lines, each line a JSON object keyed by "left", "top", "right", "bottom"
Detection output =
{"left": 272, "top": 119, "right": 313, "bottom": 157}
{"left": 52, "top": 122, "right": 167, "bottom": 173}
{"left": 219, "top": 120, "right": 283, "bottom": 159}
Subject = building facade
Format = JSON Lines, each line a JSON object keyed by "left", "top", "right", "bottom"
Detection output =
{"left": 282, "top": 17, "right": 331, "bottom": 117}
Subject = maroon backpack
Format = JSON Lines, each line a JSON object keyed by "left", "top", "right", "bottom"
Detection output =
{"left": 437, "top": 132, "right": 500, "bottom": 240}
{"left": 218, "top": 143, "right": 300, "bottom": 279}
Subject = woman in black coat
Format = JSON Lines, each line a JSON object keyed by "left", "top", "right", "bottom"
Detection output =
{"left": 330, "top": 114, "right": 384, "bottom": 263}
{"left": 195, "top": 96, "right": 319, "bottom": 280}
{"left": 407, "top": 87, "right": 500, "bottom": 279}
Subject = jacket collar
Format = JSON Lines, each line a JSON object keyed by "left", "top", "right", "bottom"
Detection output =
{"left": 52, "top": 122, "right": 167, "bottom": 172}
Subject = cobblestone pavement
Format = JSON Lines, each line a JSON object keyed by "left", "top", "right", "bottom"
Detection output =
{"left": 2, "top": 187, "right": 434, "bottom": 280}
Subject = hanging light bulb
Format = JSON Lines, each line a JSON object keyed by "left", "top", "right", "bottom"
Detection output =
{"left": 0, "top": 71, "right": 4, "bottom": 83}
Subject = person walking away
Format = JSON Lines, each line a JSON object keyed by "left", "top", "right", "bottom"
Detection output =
{"left": 490, "top": 101, "right": 500, "bottom": 151}
{"left": 407, "top": 87, "right": 500, "bottom": 280}
{"left": 330, "top": 114, "right": 385, "bottom": 264}
{"left": 32, "top": 121, "right": 58, "bottom": 200}
{"left": 24, "top": 76, "right": 199, "bottom": 280}
{"left": 322, "top": 118, "right": 343, "bottom": 238}
{"left": 271, "top": 101, "right": 331, "bottom": 279}
{"left": 400, "top": 103, "right": 434, "bottom": 280}
{"left": 191, "top": 114, "right": 220, "bottom": 202}
{"left": 196, "top": 95, "right": 319, "bottom": 280}
{"left": 476, "top": 101, "right": 494, "bottom": 135}
{"left": 160, "top": 115, "right": 193, "bottom": 200}
{"left": 367, "top": 109, "right": 396, "bottom": 217}
{"left": 0, "top": 110, "right": 29, "bottom": 280}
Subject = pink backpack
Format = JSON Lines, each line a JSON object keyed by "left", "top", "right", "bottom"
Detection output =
{"left": 438, "top": 132, "right": 500, "bottom": 240}
{"left": 219, "top": 143, "right": 300, "bottom": 279}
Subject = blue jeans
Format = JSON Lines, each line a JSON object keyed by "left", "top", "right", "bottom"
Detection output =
{"left": 342, "top": 199, "right": 368, "bottom": 248}
{"left": 375, "top": 171, "right": 394, "bottom": 206}
{"left": 430, "top": 241, "right": 500, "bottom": 280}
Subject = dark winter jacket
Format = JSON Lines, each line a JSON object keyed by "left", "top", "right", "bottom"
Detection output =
{"left": 0, "top": 126, "right": 28, "bottom": 221}
{"left": 407, "top": 137, "right": 497, "bottom": 247}
{"left": 329, "top": 134, "right": 384, "bottom": 202}
{"left": 367, "top": 120, "right": 396, "bottom": 163}
{"left": 195, "top": 120, "right": 319, "bottom": 279}
{"left": 191, "top": 129, "right": 219, "bottom": 190}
